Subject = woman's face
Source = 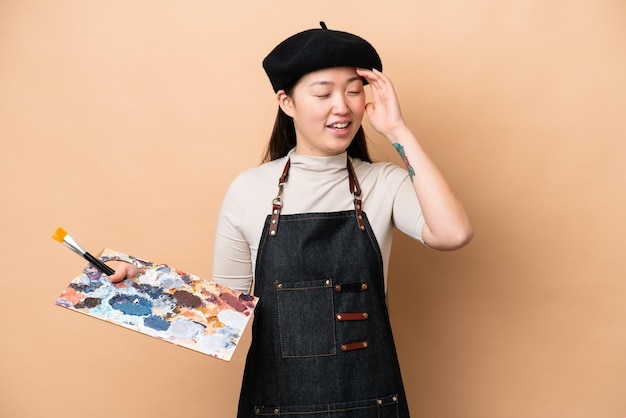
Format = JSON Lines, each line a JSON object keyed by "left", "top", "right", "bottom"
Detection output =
{"left": 279, "top": 67, "right": 366, "bottom": 157}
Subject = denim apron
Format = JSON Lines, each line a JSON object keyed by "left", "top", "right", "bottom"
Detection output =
{"left": 237, "top": 157, "right": 410, "bottom": 417}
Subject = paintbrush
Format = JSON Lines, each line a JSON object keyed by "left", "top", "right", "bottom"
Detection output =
{"left": 51, "top": 227, "right": 116, "bottom": 276}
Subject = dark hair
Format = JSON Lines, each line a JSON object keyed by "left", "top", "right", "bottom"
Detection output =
{"left": 261, "top": 104, "right": 372, "bottom": 163}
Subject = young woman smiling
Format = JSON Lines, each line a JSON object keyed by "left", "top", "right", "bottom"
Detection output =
{"left": 110, "top": 21, "right": 472, "bottom": 418}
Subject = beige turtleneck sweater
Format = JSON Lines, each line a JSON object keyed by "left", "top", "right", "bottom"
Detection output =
{"left": 212, "top": 151, "right": 425, "bottom": 294}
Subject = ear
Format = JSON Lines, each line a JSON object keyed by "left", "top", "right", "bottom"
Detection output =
{"left": 277, "top": 90, "right": 295, "bottom": 118}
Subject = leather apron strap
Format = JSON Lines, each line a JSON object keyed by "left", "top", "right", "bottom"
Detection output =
{"left": 268, "top": 157, "right": 366, "bottom": 236}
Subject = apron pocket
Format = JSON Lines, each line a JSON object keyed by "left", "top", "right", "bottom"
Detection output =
{"left": 276, "top": 278, "right": 336, "bottom": 358}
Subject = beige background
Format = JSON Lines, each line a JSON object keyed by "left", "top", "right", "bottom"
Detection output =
{"left": 1, "top": 1, "right": 625, "bottom": 417}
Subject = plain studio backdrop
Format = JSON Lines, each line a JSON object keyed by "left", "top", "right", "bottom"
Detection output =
{"left": 1, "top": 1, "right": 625, "bottom": 417}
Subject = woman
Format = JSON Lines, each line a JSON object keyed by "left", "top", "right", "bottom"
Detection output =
{"left": 112, "top": 22, "right": 472, "bottom": 417}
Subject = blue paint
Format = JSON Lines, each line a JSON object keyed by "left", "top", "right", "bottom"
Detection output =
{"left": 217, "top": 326, "right": 238, "bottom": 349}
{"left": 109, "top": 294, "right": 152, "bottom": 316}
{"left": 70, "top": 282, "right": 103, "bottom": 293}
{"left": 144, "top": 315, "right": 170, "bottom": 331}
{"left": 133, "top": 283, "right": 164, "bottom": 299}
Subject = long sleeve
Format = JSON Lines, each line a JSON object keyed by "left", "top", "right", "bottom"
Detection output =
{"left": 390, "top": 175, "right": 426, "bottom": 242}
{"left": 212, "top": 175, "right": 255, "bottom": 294}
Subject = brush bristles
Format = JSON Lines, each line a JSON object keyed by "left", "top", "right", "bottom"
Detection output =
{"left": 51, "top": 226, "right": 68, "bottom": 243}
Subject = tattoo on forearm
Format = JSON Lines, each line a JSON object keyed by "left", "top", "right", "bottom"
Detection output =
{"left": 393, "top": 143, "right": 415, "bottom": 181}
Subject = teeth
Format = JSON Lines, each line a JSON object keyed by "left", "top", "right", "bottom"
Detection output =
{"left": 330, "top": 122, "right": 349, "bottom": 129}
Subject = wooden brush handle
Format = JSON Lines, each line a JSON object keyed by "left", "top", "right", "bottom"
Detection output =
{"left": 83, "top": 252, "right": 116, "bottom": 276}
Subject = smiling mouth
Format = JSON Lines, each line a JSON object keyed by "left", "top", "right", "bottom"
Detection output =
{"left": 328, "top": 122, "right": 350, "bottom": 129}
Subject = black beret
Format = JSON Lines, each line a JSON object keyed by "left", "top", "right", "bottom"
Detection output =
{"left": 262, "top": 22, "right": 383, "bottom": 92}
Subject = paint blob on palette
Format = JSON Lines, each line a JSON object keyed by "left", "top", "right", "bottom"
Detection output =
{"left": 55, "top": 249, "right": 258, "bottom": 361}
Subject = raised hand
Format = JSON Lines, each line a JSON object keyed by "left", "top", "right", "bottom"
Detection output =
{"left": 356, "top": 68, "right": 407, "bottom": 140}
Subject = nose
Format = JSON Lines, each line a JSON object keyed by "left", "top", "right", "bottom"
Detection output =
{"left": 332, "top": 95, "right": 349, "bottom": 114}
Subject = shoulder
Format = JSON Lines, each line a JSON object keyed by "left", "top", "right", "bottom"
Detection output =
{"left": 221, "top": 157, "right": 289, "bottom": 214}
{"left": 227, "top": 157, "right": 289, "bottom": 191}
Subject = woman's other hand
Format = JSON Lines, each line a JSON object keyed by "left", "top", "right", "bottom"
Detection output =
{"left": 107, "top": 262, "right": 138, "bottom": 283}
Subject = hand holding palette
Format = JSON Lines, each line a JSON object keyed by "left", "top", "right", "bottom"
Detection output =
{"left": 55, "top": 248, "right": 258, "bottom": 361}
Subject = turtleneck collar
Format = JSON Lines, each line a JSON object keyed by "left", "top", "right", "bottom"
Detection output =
{"left": 287, "top": 149, "right": 348, "bottom": 174}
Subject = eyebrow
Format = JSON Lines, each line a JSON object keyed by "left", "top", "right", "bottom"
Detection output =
{"left": 307, "top": 76, "right": 362, "bottom": 87}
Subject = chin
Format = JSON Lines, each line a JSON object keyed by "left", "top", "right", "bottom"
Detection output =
{"left": 327, "top": 143, "right": 352, "bottom": 155}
